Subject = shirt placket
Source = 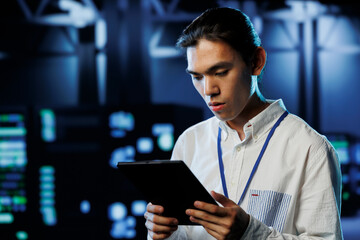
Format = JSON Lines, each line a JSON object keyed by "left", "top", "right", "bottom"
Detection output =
{"left": 227, "top": 132, "right": 246, "bottom": 202}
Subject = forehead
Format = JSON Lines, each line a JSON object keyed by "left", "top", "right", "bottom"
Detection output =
{"left": 186, "top": 39, "right": 242, "bottom": 71}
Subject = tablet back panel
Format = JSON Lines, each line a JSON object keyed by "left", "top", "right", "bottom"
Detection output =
{"left": 117, "top": 160, "right": 217, "bottom": 225}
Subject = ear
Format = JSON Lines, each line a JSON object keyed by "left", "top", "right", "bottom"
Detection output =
{"left": 251, "top": 47, "right": 266, "bottom": 76}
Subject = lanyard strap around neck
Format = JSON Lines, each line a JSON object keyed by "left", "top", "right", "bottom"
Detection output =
{"left": 217, "top": 111, "right": 288, "bottom": 205}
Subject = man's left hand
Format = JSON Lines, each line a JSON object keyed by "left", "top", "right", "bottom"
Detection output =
{"left": 185, "top": 191, "right": 250, "bottom": 240}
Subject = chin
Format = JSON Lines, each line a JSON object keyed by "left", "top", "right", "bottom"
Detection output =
{"left": 213, "top": 112, "right": 234, "bottom": 122}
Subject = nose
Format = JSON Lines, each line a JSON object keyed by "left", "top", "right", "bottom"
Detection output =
{"left": 204, "top": 76, "right": 219, "bottom": 97}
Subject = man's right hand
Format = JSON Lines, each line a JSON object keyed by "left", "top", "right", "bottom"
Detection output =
{"left": 144, "top": 203, "right": 179, "bottom": 239}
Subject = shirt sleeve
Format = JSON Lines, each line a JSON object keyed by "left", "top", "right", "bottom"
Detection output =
{"left": 241, "top": 138, "right": 343, "bottom": 240}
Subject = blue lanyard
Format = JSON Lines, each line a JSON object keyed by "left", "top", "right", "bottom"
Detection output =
{"left": 217, "top": 111, "right": 288, "bottom": 205}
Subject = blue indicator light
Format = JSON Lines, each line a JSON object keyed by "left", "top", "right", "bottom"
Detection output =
{"left": 40, "top": 206, "right": 57, "bottom": 226}
{"left": 157, "top": 133, "right": 174, "bottom": 152}
{"left": 0, "top": 196, "right": 12, "bottom": 205}
{"left": 2, "top": 182, "right": 18, "bottom": 189}
{"left": 131, "top": 200, "right": 147, "bottom": 216}
{"left": 40, "top": 191, "right": 55, "bottom": 198}
{"left": 16, "top": 231, "right": 28, "bottom": 240}
{"left": 40, "top": 175, "right": 55, "bottom": 182}
{"left": 108, "top": 202, "right": 127, "bottom": 221}
{"left": 95, "top": 19, "right": 107, "bottom": 49}
{"left": 80, "top": 200, "right": 91, "bottom": 214}
{"left": 0, "top": 127, "right": 27, "bottom": 137}
{"left": 39, "top": 166, "right": 55, "bottom": 175}
{"left": 109, "top": 111, "right": 135, "bottom": 132}
{"left": 108, "top": 202, "right": 137, "bottom": 239}
{"left": 5, "top": 173, "right": 22, "bottom": 181}
{"left": 353, "top": 143, "right": 360, "bottom": 164}
{"left": 136, "top": 137, "right": 153, "bottom": 154}
{"left": 152, "top": 123, "right": 174, "bottom": 137}
{"left": 0, "top": 213, "right": 14, "bottom": 224}
{"left": 0, "top": 141, "right": 26, "bottom": 150}
{"left": 109, "top": 146, "right": 135, "bottom": 168}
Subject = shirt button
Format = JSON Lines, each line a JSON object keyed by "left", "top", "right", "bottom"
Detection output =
{"left": 236, "top": 146, "right": 241, "bottom": 152}
{"left": 254, "top": 135, "right": 258, "bottom": 140}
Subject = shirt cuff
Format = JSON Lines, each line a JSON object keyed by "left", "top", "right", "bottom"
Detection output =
{"left": 240, "top": 215, "right": 272, "bottom": 239}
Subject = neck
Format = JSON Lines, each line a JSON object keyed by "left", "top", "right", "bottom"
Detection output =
{"left": 226, "top": 93, "right": 269, "bottom": 141}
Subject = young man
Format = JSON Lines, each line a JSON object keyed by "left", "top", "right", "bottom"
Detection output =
{"left": 144, "top": 7, "right": 343, "bottom": 240}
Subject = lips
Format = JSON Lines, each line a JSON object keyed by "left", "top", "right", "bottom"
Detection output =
{"left": 208, "top": 102, "right": 225, "bottom": 112}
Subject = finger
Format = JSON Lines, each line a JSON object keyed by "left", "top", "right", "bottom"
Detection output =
{"left": 147, "top": 203, "right": 164, "bottom": 215}
{"left": 148, "top": 229, "right": 173, "bottom": 240}
{"left": 144, "top": 211, "right": 179, "bottom": 226}
{"left": 188, "top": 215, "right": 226, "bottom": 238}
{"left": 211, "top": 191, "right": 237, "bottom": 207}
{"left": 186, "top": 208, "right": 222, "bottom": 225}
{"left": 192, "top": 200, "right": 228, "bottom": 217}
{"left": 145, "top": 218, "right": 178, "bottom": 234}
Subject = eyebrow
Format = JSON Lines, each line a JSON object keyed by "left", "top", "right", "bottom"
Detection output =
{"left": 186, "top": 61, "right": 233, "bottom": 75}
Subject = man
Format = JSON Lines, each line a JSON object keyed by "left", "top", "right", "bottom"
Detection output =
{"left": 144, "top": 7, "right": 343, "bottom": 239}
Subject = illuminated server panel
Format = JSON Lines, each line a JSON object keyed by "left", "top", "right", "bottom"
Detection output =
{"left": 328, "top": 134, "right": 359, "bottom": 216}
{"left": 32, "top": 105, "right": 202, "bottom": 240}
{"left": 0, "top": 111, "right": 28, "bottom": 239}
{"left": 351, "top": 142, "right": 360, "bottom": 205}
{"left": 105, "top": 105, "right": 203, "bottom": 239}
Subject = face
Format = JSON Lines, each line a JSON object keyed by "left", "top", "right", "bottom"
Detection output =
{"left": 186, "top": 39, "right": 255, "bottom": 123}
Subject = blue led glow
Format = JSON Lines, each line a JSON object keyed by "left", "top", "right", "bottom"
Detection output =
{"left": 40, "top": 191, "right": 55, "bottom": 198}
{"left": 109, "top": 111, "right": 135, "bottom": 132}
{"left": 80, "top": 200, "right": 91, "bottom": 214}
{"left": 109, "top": 146, "right": 135, "bottom": 168}
{"left": 5, "top": 173, "right": 22, "bottom": 181}
{"left": 110, "top": 221, "right": 127, "bottom": 239}
{"left": 39, "top": 165, "right": 56, "bottom": 226}
{"left": 136, "top": 137, "right": 153, "bottom": 154}
{"left": 157, "top": 133, "right": 174, "bottom": 152}
{"left": 0, "top": 141, "right": 26, "bottom": 150}
{"left": 338, "top": 148, "right": 350, "bottom": 165}
{"left": 108, "top": 202, "right": 137, "bottom": 239}
{"left": 126, "top": 216, "right": 136, "bottom": 227}
{"left": 40, "top": 206, "right": 57, "bottom": 226}
{"left": 96, "top": 52, "right": 107, "bottom": 105}
{"left": 40, "top": 109, "right": 56, "bottom": 142}
{"left": 16, "top": 231, "right": 28, "bottom": 240}
{"left": 58, "top": 0, "right": 97, "bottom": 28}
{"left": 342, "top": 174, "right": 349, "bottom": 184}
{"left": 152, "top": 123, "right": 174, "bottom": 137}
{"left": 39, "top": 166, "right": 55, "bottom": 175}
{"left": 108, "top": 202, "right": 127, "bottom": 221}
{"left": 131, "top": 200, "right": 147, "bottom": 216}
{"left": 353, "top": 143, "right": 360, "bottom": 164}
{"left": 0, "top": 213, "right": 14, "bottom": 224}
{"left": 0, "top": 196, "right": 11, "bottom": 205}
{"left": 110, "top": 130, "right": 126, "bottom": 138}
{"left": 40, "top": 175, "right": 55, "bottom": 182}
{"left": 95, "top": 19, "right": 107, "bottom": 50}
{"left": 2, "top": 182, "right": 18, "bottom": 189}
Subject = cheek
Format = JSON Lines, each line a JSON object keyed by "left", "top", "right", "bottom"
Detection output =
{"left": 193, "top": 80, "right": 205, "bottom": 98}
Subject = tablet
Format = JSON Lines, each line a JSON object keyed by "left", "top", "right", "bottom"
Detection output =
{"left": 117, "top": 160, "right": 217, "bottom": 225}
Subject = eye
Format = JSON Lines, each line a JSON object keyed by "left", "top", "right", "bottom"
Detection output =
{"left": 215, "top": 70, "right": 229, "bottom": 77}
{"left": 192, "top": 75, "right": 203, "bottom": 81}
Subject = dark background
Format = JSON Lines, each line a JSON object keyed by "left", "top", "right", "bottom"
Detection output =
{"left": 0, "top": 0, "right": 359, "bottom": 239}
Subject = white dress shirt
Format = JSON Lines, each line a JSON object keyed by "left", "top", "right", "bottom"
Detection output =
{"left": 149, "top": 99, "right": 343, "bottom": 239}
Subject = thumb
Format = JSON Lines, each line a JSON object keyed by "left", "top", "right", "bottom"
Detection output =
{"left": 211, "top": 191, "right": 237, "bottom": 207}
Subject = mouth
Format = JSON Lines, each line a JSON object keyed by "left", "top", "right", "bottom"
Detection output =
{"left": 208, "top": 102, "right": 225, "bottom": 112}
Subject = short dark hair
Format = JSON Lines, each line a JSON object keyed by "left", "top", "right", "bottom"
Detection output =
{"left": 176, "top": 7, "right": 261, "bottom": 65}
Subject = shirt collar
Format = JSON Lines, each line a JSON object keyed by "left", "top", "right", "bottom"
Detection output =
{"left": 218, "top": 99, "right": 287, "bottom": 142}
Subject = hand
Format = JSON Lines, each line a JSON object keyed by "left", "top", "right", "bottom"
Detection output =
{"left": 185, "top": 191, "right": 250, "bottom": 240}
{"left": 144, "top": 203, "right": 179, "bottom": 239}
